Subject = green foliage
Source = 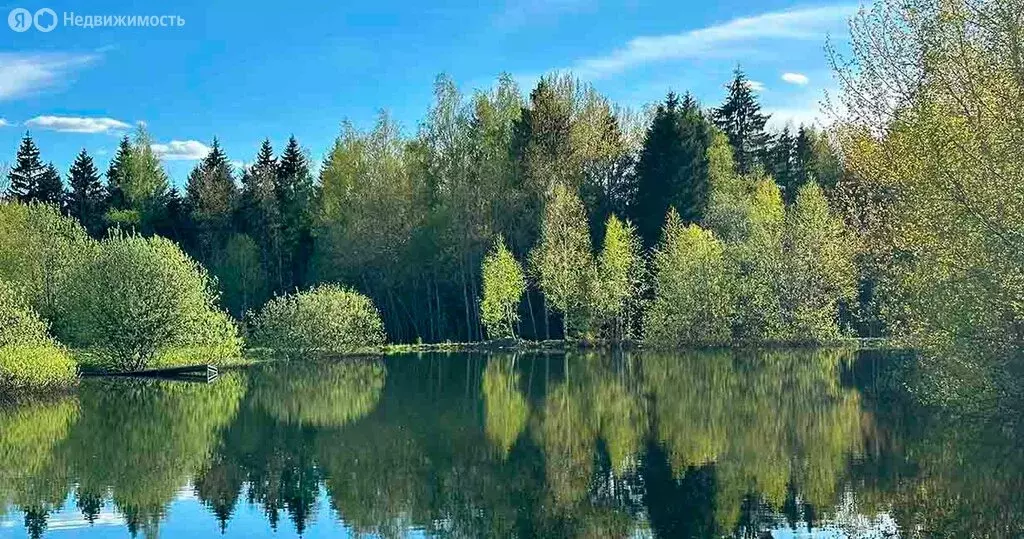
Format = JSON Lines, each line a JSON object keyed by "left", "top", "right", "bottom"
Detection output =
{"left": 63, "top": 232, "right": 241, "bottom": 371}
{"left": 592, "top": 214, "right": 645, "bottom": 341}
{"left": 65, "top": 149, "right": 107, "bottom": 235}
{"left": 250, "top": 360, "right": 386, "bottom": 427}
{"left": 105, "top": 128, "right": 171, "bottom": 235}
{"left": 645, "top": 209, "right": 733, "bottom": 347}
{"left": 729, "top": 178, "right": 786, "bottom": 342}
{"left": 212, "top": 233, "right": 269, "bottom": 318}
{"left": 479, "top": 237, "right": 526, "bottom": 339}
{"left": 0, "top": 281, "right": 77, "bottom": 393}
{"left": 251, "top": 284, "right": 386, "bottom": 356}
{"left": 781, "top": 182, "right": 857, "bottom": 342}
{"left": 530, "top": 184, "right": 596, "bottom": 339}
{"left": 712, "top": 68, "right": 771, "bottom": 175}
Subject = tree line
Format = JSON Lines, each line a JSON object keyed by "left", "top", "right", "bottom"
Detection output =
{"left": 2, "top": 68, "right": 845, "bottom": 344}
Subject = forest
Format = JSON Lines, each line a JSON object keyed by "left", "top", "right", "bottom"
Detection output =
{"left": 2, "top": 0, "right": 1023, "bottom": 393}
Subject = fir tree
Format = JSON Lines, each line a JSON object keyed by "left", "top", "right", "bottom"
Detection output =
{"left": 186, "top": 138, "right": 238, "bottom": 261}
{"left": 66, "top": 149, "right": 107, "bottom": 234}
{"left": 631, "top": 92, "right": 713, "bottom": 248}
{"left": 6, "top": 133, "right": 45, "bottom": 202}
{"left": 713, "top": 69, "right": 771, "bottom": 175}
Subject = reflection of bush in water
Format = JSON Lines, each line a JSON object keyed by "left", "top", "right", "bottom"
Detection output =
{"left": 0, "top": 397, "right": 79, "bottom": 515}
{"left": 252, "top": 360, "right": 385, "bottom": 427}
{"left": 62, "top": 373, "right": 246, "bottom": 526}
{"left": 641, "top": 348, "right": 863, "bottom": 529}
{"left": 482, "top": 356, "right": 529, "bottom": 458}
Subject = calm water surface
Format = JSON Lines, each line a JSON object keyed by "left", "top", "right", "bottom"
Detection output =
{"left": 1, "top": 350, "right": 1022, "bottom": 538}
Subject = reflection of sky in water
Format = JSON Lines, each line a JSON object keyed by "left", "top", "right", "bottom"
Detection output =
{"left": 0, "top": 485, "right": 437, "bottom": 538}
{"left": 1, "top": 487, "right": 898, "bottom": 538}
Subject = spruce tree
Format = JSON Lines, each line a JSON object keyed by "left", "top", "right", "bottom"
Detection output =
{"left": 631, "top": 92, "right": 713, "bottom": 248}
{"left": 185, "top": 138, "right": 238, "bottom": 261}
{"left": 239, "top": 139, "right": 281, "bottom": 287}
{"left": 106, "top": 135, "right": 133, "bottom": 209}
{"left": 6, "top": 133, "right": 45, "bottom": 202}
{"left": 770, "top": 126, "right": 796, "bottom": 202}
{"left": 66, "top": 149, "right": 107, "bottom": 234}
{"left": 274, "top": 135, "right": 313, "bottom": 290}
{"left": 713, "top": 69, "right": 771, "bottom": 175}
{"left": 32, "top": 164, "right": 64, "bottom": 207}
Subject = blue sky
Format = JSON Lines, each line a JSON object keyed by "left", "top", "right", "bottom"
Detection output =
{"left": 1, "top": 0, "right": 856, "bottom": 185}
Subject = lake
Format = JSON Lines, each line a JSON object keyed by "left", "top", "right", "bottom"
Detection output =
{"left": 1, "top": 349, "right": 1021, "bottom": 538}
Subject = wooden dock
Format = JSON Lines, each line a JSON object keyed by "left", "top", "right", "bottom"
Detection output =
{"left": 84, "top": 364, "right": 220, "bottom": 383}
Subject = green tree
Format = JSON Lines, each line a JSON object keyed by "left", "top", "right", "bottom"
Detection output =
{"left": 65, "top": 149, "right": 107, "bottom": 235}
{"left": 592, "top": 214, "right": 645, "bottom": 341}
{"left": 632, "top": 93, "right": 713, "bottom": 247}
{"left": 768, "top": 126, "right": 795, "bottom": 201}
{"left": 479, "top": 236, "right": 526, "bottom": 339}
{"left": 5, "top": 134, "right": 45, "bottom": 203}
{"left": 781, "top": 182, "right": 856, "bottom": 342}
{"left": 238, "top": 140, "right": 282, "bottom": 289}
{"left": 105, "top": 127, "right": 170, "bottom": 235}
{"left": 0, "top": 280, "right": 78, "bottom": 392}
{"left": 213, "top": 233, "right": 268, "bottom": 318}
{"left": 731, "top": 179, "right": 786, "bottom": 342}
{"left": 530, "top": 184, "right": 595, "bottom": 339}
{"left": 645, "top": 209, "right": 733, "bottom": 346}
{"left": 713, "top": 69, "right": 771, "bottom": 175}
{"left": 32, "top": 164, "right": 63, "bottom": 207}
{"left": 275, "top": 136, "right": 314, "bottom": 290}
{"left": 186, "top": 138, "right": 238, "bottom": 262}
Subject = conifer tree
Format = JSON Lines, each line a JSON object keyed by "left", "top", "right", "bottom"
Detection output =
{"left": 186, "top": 138, "right": 238, "bottom": 262}
{"left": 239, "top": 139, "right": 281, "bottom": 281}
{"left": 770, "top": 126, "right": 796, "bottom": 202}
{"left": 713, "top": 69, "right": 771, "bottom": 175}
{"left": 6, "top": 133, "right": 45, "bottom": 202}
{"left": 106, "top": 135, "right": 133, "bottom": 209}
{"left": 32, "top": 163, "right": 64, "bottom": 207}
{"left": 631, "top": 92, "right": 713, "bottom": 248}
{"left": 66, "top": 149, "right": 107, "bottom": 234}
{"left": 274, "top": 135, "right": 314, "bottom": 290}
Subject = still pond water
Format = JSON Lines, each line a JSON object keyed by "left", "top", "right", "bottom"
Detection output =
{"left": 1, "top": 350, "right": 1022, "bottom": 538}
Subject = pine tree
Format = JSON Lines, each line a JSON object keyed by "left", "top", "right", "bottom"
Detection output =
{"left": 274, "top": 135, "right": 313, "bottom": 290}
{"left": 6, "top": 133, "right": 45, "bottom": 202}
{"left": 713, "top": 69, "right": 771, "bottom": 175}
{"left": 66, "top": 149, "right": 107, "bottom": 234}
{"left": 631, "top": 92, "right": 713, "bottom": 248}
{"left": 32, "top": 164, "right": 64, "bottom": 207}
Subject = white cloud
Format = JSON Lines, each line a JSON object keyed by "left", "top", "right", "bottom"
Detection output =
{"left": 765, "top": 106, "right": 825, "bottom": 130}
{"left": 567, "top": 5, "right": 856, "bottom": 79}
{"left": 25, "top": 115, "right": 131, "bottom": 134}
{"left": 0, "top": 119, "right": 9, "bottom": 127}
{"left": 782, "top": 72, "right": 810, "bottom": 85}
{"left": 0, "top": 52, "right": 98, "bottom": 101}
{"left": 745, "top": 80, "right": 766, "bottom": 92}
{"left": 151, "top": 140, "right": 211, "bottom": 161}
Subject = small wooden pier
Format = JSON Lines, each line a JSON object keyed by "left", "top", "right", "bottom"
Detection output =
{"left": 84, "top": 364, "right": 220, "bottom": 383}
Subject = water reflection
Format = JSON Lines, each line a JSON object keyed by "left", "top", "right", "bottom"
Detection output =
{"left": 0, "top": 350, "right": 1021, "bottom": 538}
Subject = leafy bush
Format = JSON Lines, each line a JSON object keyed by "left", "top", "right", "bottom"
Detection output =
{"left": 644, "top": 209, "right": 734, "bottom": 347}
{"left": 250, "top": 284, "right": 386, "bottom": 356}
{"left": 592, "top": 215, "right": 646, "bottom": 341}
{"left": 479, "top": 237, "right": 526, "bottom": 339}
{"left": 0, "top": 281, "right": 77, "bottom": 393}
{"left": 64, "top": 232, "right": 241, "bottom": 371}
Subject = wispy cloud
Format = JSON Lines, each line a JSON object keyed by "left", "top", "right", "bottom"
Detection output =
{"left": 745, "top": 79, "right": 766, "bottom": 92}
{"left": 567, "top": 5, "right": 856, "bottom": 79}
{"left": 782, "top": 72, "right": 810, "bottom": 85}
{"left": 151, "top": 140, "right": 211, "bottom": 161}
{"left": 25, "top": 115, "right": 131, "bottom": 133}
{"left": 0, "top": 118, "right": 10, "bottom": 127}
{"left": 0, "top": 52, "right": 99, "bottom": 101}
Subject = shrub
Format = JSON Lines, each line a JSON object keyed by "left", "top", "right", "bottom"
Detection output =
{"left": 250, "top": 284, "right": 386, "bottom": 356}
{"left": 0, "top": 281, "right": 77, "bottom": 393}
{"left": 64, "top": 232, "right": 241, "bottom": 371}
{"left": 644, "top": 209, "right": 734, "bottom": 347}
{"left": 479, "top": 237, "right": 526, "bottom": 339}
{"left": 592, "top": 215, "right": 645, "bottom": 341}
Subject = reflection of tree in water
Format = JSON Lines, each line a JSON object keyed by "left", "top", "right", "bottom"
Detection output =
{"left": 482, "top": 355, "right": 529, "bottom": 458}
{"left": 0, "top": 396, "right": 79, "bottom": 539}
{"left": 249, "top": 359, "right": 386, "bottom": 427}
{"left": 642, "top": 349, "right": 864, "bottom": 534}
